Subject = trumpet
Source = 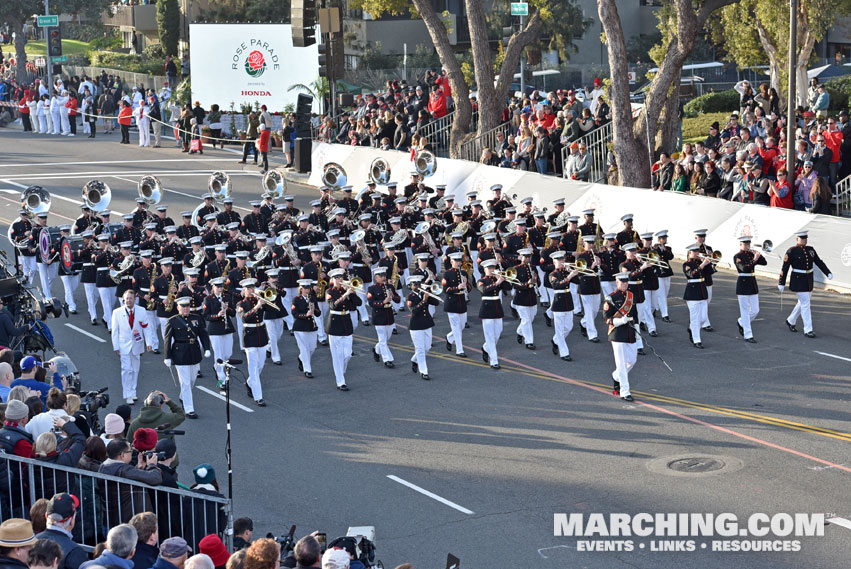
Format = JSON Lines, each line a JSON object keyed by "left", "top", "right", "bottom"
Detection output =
{"left": 698, "top": 250, "right": 723, "bottom": 265}
{"left": 565, "top": 259, "right": 598, "bottom": 276}
{"left": 636, "top": 251, "right": 670, "bottom": 269}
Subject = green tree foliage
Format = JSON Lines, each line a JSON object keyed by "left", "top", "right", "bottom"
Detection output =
{"left": 157, "top": 0, "right": 180, "bottom": 57}
{"left": 204, "top": 0, "right": 291, "bottom": 22}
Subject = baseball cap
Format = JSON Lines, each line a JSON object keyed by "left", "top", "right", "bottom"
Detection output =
{"left": 20, "top": 356, "right": 41, "bottom": 371}
{"left": 160, "top": 537, "right": 192, "bottom": 558}
{"left": 47, "top": 493, "right": 79, "bottom": 520}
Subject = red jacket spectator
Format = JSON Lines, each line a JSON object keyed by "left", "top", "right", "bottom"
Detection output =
{"left": 257, "top": 129, "right": 271, "bottom": 153}
{"left": 769, "top": 177, "right": 794, "bottom": 209}
{"left": 757, "top": 145, "right": 777, "bottom": 176}
{"left": 18, "top": 95, "right": 29, "bottom": 115}
{"left": 118, "top": 105, "right": 133, "bottom": 125}
{"left": 824, "top": 126, "right": 843, "bottom": 163}
{"left": 65, "top": 96, "right": 78, "bottom": 116}
{"left": 428, "top": 90, "right": 448, "bottom": 119}
{"left": 435, "top": 74, "right": 452, "bottom": 97}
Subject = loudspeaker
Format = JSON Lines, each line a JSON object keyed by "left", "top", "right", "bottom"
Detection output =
{"left": 338, "top": 92, "right": 354, "bottom": 107}
{"left": 294, "top": 138, "right": 312, "bottom": 173}
{"left": 295, "top": 94, "right": 313, "bottom": 139}
{"left": 292, "top": 0, "right": 317, "bottom": 47}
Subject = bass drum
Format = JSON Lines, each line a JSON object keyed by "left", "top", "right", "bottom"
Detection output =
{"left": 38, "top": 227, "right": 63, "bottom": 263}
{"left": 60, "top": 235, "right": 85, "bottom": 274}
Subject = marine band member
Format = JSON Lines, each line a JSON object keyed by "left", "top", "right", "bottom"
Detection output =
{"left": 603, "top": 271, "right": 639, "bottom": 402}
{"left": 779, "top": 231, "right": 832, "bottom": 338}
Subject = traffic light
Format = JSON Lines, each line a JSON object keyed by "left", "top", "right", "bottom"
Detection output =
{"left": 47, "top": 28, "right": 62, "bottom": 57}
{"left": 318, "top": 43, "right": 329, "bottom": 78}
{"left": 292, "top": 0, "right": 317, "bottom": 47}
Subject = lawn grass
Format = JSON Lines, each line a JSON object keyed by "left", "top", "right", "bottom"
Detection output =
{"left": 682, "top": 111, "right": 730, "bottom": 145}
{"left": 19, "top": 39, "right": 91, "bottom": 56}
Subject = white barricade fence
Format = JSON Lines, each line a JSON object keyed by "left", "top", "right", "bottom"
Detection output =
{"left": 309, "top": 142, "right": 851, "bottom": 293}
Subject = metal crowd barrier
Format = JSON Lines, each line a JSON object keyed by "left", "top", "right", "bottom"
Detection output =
{"left": 0, "top": 452, "right": 231, "bottom": 550}
{"left": 458, "top": 120, "right": 513, "bottom": 163}
{"left": 560, "top": 121, "right": 613, "bottom": 183}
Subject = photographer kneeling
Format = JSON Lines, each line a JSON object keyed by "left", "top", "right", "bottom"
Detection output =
{"left": 98, "top": 439, "right": 163, "bottom": 525}
{"left": 127, "top": 390, "right": 185, "bottom": 442}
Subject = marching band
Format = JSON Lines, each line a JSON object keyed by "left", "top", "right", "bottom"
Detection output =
{"left": 6, "top": 164, "right": 835, "bottom": 410}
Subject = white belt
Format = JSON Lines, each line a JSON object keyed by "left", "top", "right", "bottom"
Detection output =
{"left": 297, "top": 246, "right": 310, "bottom": 250}
{"left": 97, "top": 267, "right": 109, "bottom": 271}
{"left": 791, "top": 268, "right": 813, "bottom": 274}
{"left": 329, "top": 310, "right": 349, "bottom": 315}
{"left": 553, "top": 290, "right": 569, "bottom": 294}
{"left": 243, "top": 322, "right": 264, "bottom": 328}
{"left": 687, "top": 278, "right": 704, "bottom": 283}
{"left": 737, "top": 273, "right": 755, "bottom": 277}
{"left": 279, "top": 267, "right": 296, "bottom": 270}
{"left": 481, "top": 296, "right": 500, "bottom": 300}
{"left": 628, "top": 280, "right": 642, "bottom": 285}
{"left": 351, "top": 263, "right": 364, "bottom": 267}
{"left": 82, "top": 263, "right": 94, "bottom": 267}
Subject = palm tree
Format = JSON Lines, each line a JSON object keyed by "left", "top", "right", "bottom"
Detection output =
{"left": 288, "top": 77, "right": 332, "bottom": 114}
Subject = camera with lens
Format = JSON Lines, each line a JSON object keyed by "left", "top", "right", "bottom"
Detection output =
{"left": 267, "top": 526, "right": 297, "bottom": 561}
{"left": 80, "top": 387, "right": 109, "bottom": 434}
{"left": 144, "top": 451, "right": 167, "bottom": 460}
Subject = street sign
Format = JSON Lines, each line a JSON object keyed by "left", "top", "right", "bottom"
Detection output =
{"left": 52, "top": 55, "right": 67, "bottom": 63}
{"left": 510, "top": 2, "right": 528, "bottom": 16}
{"left": 628, "top": 71, "right": 637, "bottom": 84}
{"left": 35, "top": 57, "right": 45, "bottom": 66}
{"left": 37, "top": 15, "right": 59, "bottom": 27}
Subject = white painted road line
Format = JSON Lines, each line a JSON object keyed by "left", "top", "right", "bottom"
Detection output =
{"left": 815, "top": 351, "right": 851, "bottom": 363}
{"left": 0, "top": 158, "right": 228, "bottom": 168}
{"left": 64, "top": 323, "right": 107, "bottom": 343}
{"left": 1, "top": 169, "right": 255, "bottom": 180}
{"left": 195, "top": 385, "right": 255, "bottom": 413}
{"left": 386, "top": 475, "right": 474, "bottom": 514}
{"left": 827, "top": 517, "right": 851, "bottom": 530}
{"left": 0, "top": 179, "right": 28, "bottom": 189}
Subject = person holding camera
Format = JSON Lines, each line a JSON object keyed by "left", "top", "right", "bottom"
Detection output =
{"left": 11, "top": 356, "right": 65, "bottom": 405}
{"left": 25, "top": 388, "right": 72, "bottom": 440}
{"left": 126, "top": 390, "right": 185, "bottom": 442}
{"left": 0, "top": 297, "right": 30, "bottom": 350}
{"left": 98, "top": 439, "right": 163, "bottom": 526}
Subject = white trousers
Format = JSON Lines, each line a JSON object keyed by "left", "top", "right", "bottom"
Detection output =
{"left": 482, "top": 318, "right": 502, "bottom": 366}
{"left": 329, "top": 335, "right": 353, "bottom": 386}
{"left": 536, "top": 267, "right": 550, "bottom": 303}
{"left": 446, "top": 312, "right": 467, "bottom": 355}
{"left": 656, "top": 277, "right": 671, "bottom": 317}
{"left": 552, "top": 311, "right": 574, "bottom": 357}
{"left": 374, "top": 325, "right": 394, "bottom": 362}
{"left": 294, "top": 331, "right": 317, "bottom": 373}
{"left": 60, "top": 274, "right": 79, "bottom": 311}
{"left": 175, "top": 364, "right": 199, "bottom": 413}
{"left": 409, "top": 328, "right": 432, "bottom": 375}
{"left": 38, "top": 263, "right": 58, "bottom": 298}
{"left": 158, "top": 317, "right": 169, "bottom": 347}
{"left": 265, "top": 317, "right": 284, "bottom": 363}
{"left": 611, "top": 341, "right": 637, "bottom": 397}
{"left": 98, "top": 286, "right": 117, "bottom": 328}
{"left": 31, "top": 114, "right": 41, "bottom": 133}
{"left": 21, "top": 256, "right": 37, "bottom": 285}
{"left": 209, "top": 333, "right": 234, "bottom": 383}
{"left": 51, "top": 109, "right": 61, "bottom": 134}
{"left": 569, "top": 282, "right": 581, "bottom": 315}
{"left": 471, "top": 250, "right": 481, "bottom": 281}
{"left": 138, "top": 118, "right": 150, "bottom": 146}
{"left": 737, "top": 294, "right": 759, "bottom": 339}
{"left": 580, "top": 294, "right": 599, "bottom": 340}
{"left": 788, "top": 291, "right": 813, "bottom": 334}
{"left": 236, "top": 318, "right": 245, "bottom": 350}
{"left": 119, "top": 353, "right": 141, "bottom": 399}
{"left": 356, "top": 290, "right": 370, "bottom": 322}
{"left": 638, "top": 299, "right": 656, "bottom": 333}
{"left": 315, "top": 301, "right": 329, "bottom": 341}
{"left": 281, "top": 287, "right": 297, "bottom": 329}
{"left": 59, "top": 108, "right": 70, "bottom": 135}
{"left": 686, "top": 300, "right": 708, "bottom": 344}
{"left": 83, "top": 282, "right": 99, "bottom": 320}
{"left": 245, "top": 346, "right": 265, "bottom": 400}
{"left": 703, "top": 285, "right": 712, "bottom": 327}
{"left": 515, "top": 305, "right": 537, "bottom": 343}
{"left": 38, "top": 113, "right": 48, "bottom": 133}
{"left": 601, "top": 280, "right": 616, "bottom": 298}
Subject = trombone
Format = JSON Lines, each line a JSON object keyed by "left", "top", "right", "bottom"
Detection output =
{"left": 565, "top": 259, "right": 599, "bottom": 276}
{"left": 340, "top": 277, "right": 365, "bottom": 295}
{"left": 636, "top": 251, "right": 670, "bottom": 269}
{"left": 493, "top": 267, "right": 522, "bottom": 286}
{"left": 250, "top": 289, "right": 278, "bottom": 309}
{"left": 750, "top": 239, "right": 779, "bottom": 258}
{"left": 414, "top": 282, "right": 444, "bottom": 303}
{"left": 698, "top": 250, "right": 723, "bottom": 265}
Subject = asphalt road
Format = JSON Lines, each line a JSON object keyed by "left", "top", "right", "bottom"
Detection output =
{"left": 1, "top": 127, "right": 851, "bottom": 569}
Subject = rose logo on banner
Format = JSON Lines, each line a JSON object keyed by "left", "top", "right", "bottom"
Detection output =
{"left": 733, "top": 214, "right": 757, "bottom": 241}
{"left": 245, "top": 50, "right": 266, "bottom": 78}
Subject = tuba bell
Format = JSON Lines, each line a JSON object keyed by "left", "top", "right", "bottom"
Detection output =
{"left": 369, "top": 158, "right": 391, "bottom": 185}
{"left": 138, "top": 175, "right": 162, "bottom": 206}
{"left": 262, "top": 169, "right": 287, "bottom": 200}
{"left": 22, "top": 185, "right": 51, "bottom": 215}
{"left": 208, "top": 171, "right": 231, "bottom": 203}
{"left": 81, "top": 180, "right": 111, "bottom": 212}
{"left": 414, "top": 150, "right": 437, "bottom": 178}
{"left": 322, "top": 162, "right": 347, "bottom": 190}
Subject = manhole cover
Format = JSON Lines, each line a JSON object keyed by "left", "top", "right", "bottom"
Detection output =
{"left": 667, "top": 457, "right": 725, "bottom": 473}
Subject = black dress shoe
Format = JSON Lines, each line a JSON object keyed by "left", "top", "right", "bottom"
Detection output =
{"left": 152, "top": 348, "right": 160, "bottom": 354}
{"left": 362, "top": 320, "right": 371, "bottom": 326}
{"left": 392, "top": 328, "right": 398, "bottom": 334}
{"left": 544, "top": 314, "right": 552, "bottom": 327}
{"left": 186, "top": 411, "right": 199, "bottom": 419}
{"left": 662, "top": 316, "right": 671, "bottom": 322}
{"left": 702, "top": 325, "right": 714, "bottom": 332}
{"left": 373, "top": 350, "right": 380, "bottom": 362}
{"left": 412, "top": 362, "right": 418, "bottom": 373}
{"left": 745, "top": 337, "right": 757, "bottom": 343}
{"left": 637, "top": 348, "right": 646, "bottom": 355}
{"left": 91, "top": 319, "right": 98, "bottom": 325}
{"left": 804, "top": 331, "right": 816, "bottom": 338}
{"left": 552, "top": 340, "right": 558, "bottom": 355}
{"left": 511, "top": 308, "right": 519, "bottom": 319}
{"left": 649, "top": 330, "right": 658, "bottom": 337}
{"left": 445, "top": 340, "right": 452, "bottom": 352}
{"left": 337, "top": 384, "right": 349, "bottom": 391}
{"left": 612, "top": 382, "right": 620, "bottom": 396}
{"left": 737, "top": 322, "right": 744, "bottom": 336}
{"left": 575, "top": 312, "right": 584, "bottom": 319}
{"left": 298, "top": 359, "right": 304, "bottom": 371}
{"left": 304, "top": 371, "right": 313, "bottom": 378}
{"left": 465, "top": 322, "right": 470, "bottom": 329}
{"left": 785, "top": 319, "right": 798, "bottom": 333}
{"left": 688, "top": 328, "right": 693, "bottom": 342}
{"left": 621, "top": 395, "right": 635, "bottom": 402}
{"left": 516, "top": 334, "right": 523, "bottom": 344}
{"left": 319, "top": 339, "right": 329, "bottom": 345}
{"left": 273, "top": 360, "right": 282, "bottom": 366}
{"left": 639, "top": 322, "right": 647, "bottom": 332}
{"left": 482, "top": 348, "right": 488, "bottom": 363}
{"left": 561, "top": 355, "right": 572, "bottom": 361}
{"left": 695, "top": 342, "right": 704, "bottom": 349}
{"left": 70, "top": 309, "right": 78, "bottom": 314}
{"left": 256, "top": 399, "right": 266, "bottom": 407}
{"left": 589, "top": 337, "right": 600, "bottom": 343}
{"left": 247, "top": 386, "right": 253, "bottom": 398}
{"left": 580, "top": 324, "right": 587, "bottom": 337}
{"left": 384, "top": 361, "right": 395, "bottom": 368}
{"left": 491, "top": 364, "right": 501, "bottom": 370}
{"left": 525, "top": 343, "right": 535, "bottom": 350}
{"left": 421, "top": 373, "right": 430, "bottom": 380}
{"left": 457, "top": 352, "right": 467, "bottom": 358}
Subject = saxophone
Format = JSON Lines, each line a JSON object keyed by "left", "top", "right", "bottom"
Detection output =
{"left": 146, "top": 266, "right": 156, "bottom": 310}
{"left": 390, "top": 257, "right": 400, "bottom": 288}
{"left": 222, "top": 258, "right": 231, "bottom": 292}
{"left": 163, "top": 275, "right": 177, "bottom": 312}
{"left": 317, "top": 261, "right": 327, "bottom": 298}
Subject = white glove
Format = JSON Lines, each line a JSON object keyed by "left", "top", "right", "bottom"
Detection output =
{"left": 827, "top": 273, "right": 833, "bottom": 280}
{"left": 164, "top": 359, "right": 172, "bottom": 367}
{"left": 777, "top": 285, "right": 784, "bottom": 293}
{"left": 613, "top": 316, "right": 628, "bottom": 327}
{"left": 204, "top": 350, "right": 211, "bottom": 358}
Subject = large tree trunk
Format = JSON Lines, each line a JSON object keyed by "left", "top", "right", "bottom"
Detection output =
{"left": 12, "top": 18, "right": 28, "bottom": 87}
{"left": 657, "top": 75, "right": 681, "bottom": 154}
{"left": 466, "top": 0, "right": 542, "bottom": 135}
{"left": 411, "top": 0, "right": 471, "bottom": 158}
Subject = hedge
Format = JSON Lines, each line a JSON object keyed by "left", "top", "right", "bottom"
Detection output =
{"left": 824, "top": 76, "right": 851, "bottom": 111}
{"left": 87, "top": 51, "right": 163, "bottom": 75}
{"left": 682, "top": 89, "right": 740, "bottom": 118}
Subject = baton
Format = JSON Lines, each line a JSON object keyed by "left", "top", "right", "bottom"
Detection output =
{"left": 636, "top": 327, "right": 672, "bottom": 372}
